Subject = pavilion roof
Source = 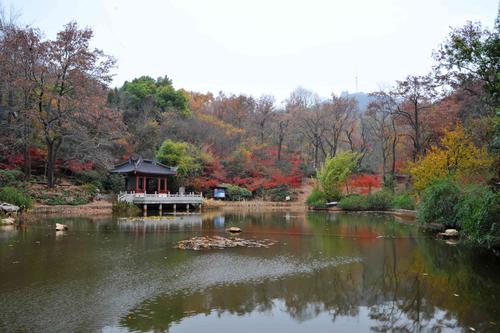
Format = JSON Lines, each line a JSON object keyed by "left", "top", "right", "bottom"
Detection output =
{"left": 110, "top": 156, "right": 177, "bottom": 175}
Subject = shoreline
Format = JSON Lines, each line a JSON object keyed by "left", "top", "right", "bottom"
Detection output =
{"left": 25, "top": 199, "right": 417, "bottom": 218}
{"left": 29, "top": 201, "right": 113, "bottom": 216}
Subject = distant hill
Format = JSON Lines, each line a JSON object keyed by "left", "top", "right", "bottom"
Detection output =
{"left": 340, "top": 91, "right": 373, "bottom": 112}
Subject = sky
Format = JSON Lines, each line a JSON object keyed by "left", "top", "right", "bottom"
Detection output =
{"left": 3, "top": 0, "right": 498, "bottom": 101}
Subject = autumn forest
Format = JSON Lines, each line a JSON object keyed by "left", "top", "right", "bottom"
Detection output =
{"left": 0, "top": 8, "right": 499, "bottom": 244}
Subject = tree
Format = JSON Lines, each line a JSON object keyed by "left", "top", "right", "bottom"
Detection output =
{"left": 433, "top": 18, "right": 500, "bottom": 113}
{"left": 323, "top": 95, "right": 357, "bottom": 157}
{"left": 0, "top": 24, "right": 38, "bottom": 179}
{"left": 409, "top": 126, "right": 493, "bottom": 191}
{"left": 156, "top": 139, "right": 202, "bottom": 180}
{"left": 288, "top": 88, "right": 326, "bottom": 169}
{"left": 0, "top": 22, "right": 116, "bottom": 187}
{"left": 391, "top": 75, "right": 436, "bottom": 162}
{"left": 253, "top": 95, "right": 275, "bottom": 144}
{"left": 317, "top": 151, "right": 359, "bottom": 200}
{"left": 367, "top": 92, "right": 399, "bottom": 187}
{"left": 274, "top": 112, "right": 289, "bottom": 161}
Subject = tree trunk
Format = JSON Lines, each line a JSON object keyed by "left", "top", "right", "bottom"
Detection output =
{"left": 46, "top": 139, "right": 61, "bottom": 188}
{"left": 277, "top": 137, "right": 283, "bottom": 161}
{"left": 413, "top": 102, "right": 421, "bottom": 161}
{"left": 23, "top": 142, "right": 31, "bottom": 180}
{"left": 47, "top": 140, "right": 55, "bottom": 187}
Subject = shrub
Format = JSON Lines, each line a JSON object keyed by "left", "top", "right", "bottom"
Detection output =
{"left": 366, "top": 191, "right": 393, "bottom": 210}
{"left": 392, "top": 192, "right": 416, "bottom": 210}
{"left": 306, "top": 188, "right": 328, "bottom": 208}
{"left": 0, "top": 186, "right": 33, "bottom": 209}
{"left": 46, "top": 197, "right": 67, "bottom": 206}
{"left": 338, "top": 194, "right": 370, "bottom": 211}
{"left": 46, "top": 196, "right": 90, "bottom": 206}
{"left": 267, "top": 185, "right": 293, "bottom": 202}
{"left": 338, "top": 191, "right": 393, "bottom": 211}
{"left": 417, "top": 179, "right": 461, "bottom": 227}
{"left": 317, "top": 152, "right": 359, "bottom": 201}
{"left": 225, "top": 184, "right": 252, "bottom": 201}
{"left": 112, "top": 201, "right": 141, "bottom": 215}
{"left": 458, "top": 185, "right": 500, "bottom": 247}
{"left": 0, "top": 169, "right": 24, "bottom": 187}
{"left": 103, "top": 174, "right": 126, "bottom": 193}
{"left": 73, "top": 170, "right": 107, "bottom": 189}
{"left": 82, "top": 183, "right": 99, "bottom": 197}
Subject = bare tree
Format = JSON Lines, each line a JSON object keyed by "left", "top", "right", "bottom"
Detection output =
{"left": 391, "top": 75, "right": 435, "bottom": 161}
{"left": 323, "top": 95, "right": 357, "bottom": 157}
{"left": 287, "top": 88, "right": 326, "bottom": 169}
{"left": 367, "top": 92, "right": 399, "bottom": 186}
{"left": 253, "top": 95, "right": 275, "bottom": 144}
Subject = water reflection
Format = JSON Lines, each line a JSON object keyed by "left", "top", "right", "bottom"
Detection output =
{"left": 0, "top": 212, "right": 498, "bottom": 333}
{"left": 117, "top": 215, "right": 203, "bottom": 232}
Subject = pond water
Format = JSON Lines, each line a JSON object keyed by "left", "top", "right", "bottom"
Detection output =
{"left": 0, "top": 211, "right": 499, "bottom": 332}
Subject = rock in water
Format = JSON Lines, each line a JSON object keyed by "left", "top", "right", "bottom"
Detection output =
{"left": 437, "top": 228, "right": 459, "bottom": 239}
{"left": 0, "top": 202, "right": 20, "bottom": 214}
{"left": 55, "top": 223, "right": 68, "bottom": 231}
{"left": 1, "top": 217, "right": 15, "bottom": 225}
{"left": 175, "top": 236, "right": 277, "bottom": 251}
{"left": 226, "top": 227, "right": 242, "bottom": 233}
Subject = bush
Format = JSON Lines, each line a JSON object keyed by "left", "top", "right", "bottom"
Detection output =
{"left": 82, "top": 183, "right": 99, "bottom": 197}
{"left": 417, "top": 179, "right": 461, "bottom": 227}
{"left": 0, "top": 169, "right": 24, "bottom": 187}
{"left": 366, "top": 191, "right": 393, "bottom": 210}
{"left": 317, "top": 152, "right": 359, "bottom": 201}
{"left": 225, "top": 184, "right": 252, "bottom": 201}
{"left": 73, "top": 170, "right": 107, "bottom": 189}
{"left": 392, "top": 192, "right": 416, "bottom": 210}
{"left": 112, "top": 201, "right": 141, "bottom": 215}
{"left": 0, "top": 186, "right": 33, "bottom": 209}
{"left": 338, "top": 194, "right": 370, "bottom": 211}
{"left": 338, "top": 191, "right": 393, "bottom": 211}
{"left": 306, "top": 188, "right": 328, "bottom": 208}
{"left": 46, "top": 196, "right": 90, "bottom": 206}
{"left": 458, "top": 185, "right": 500, "bottom": 247}
{"left": 103, "top": 174, "right": 126, "bottom": 193}
{"left": 267, "top": 185, "right": 294, "bottom": 202}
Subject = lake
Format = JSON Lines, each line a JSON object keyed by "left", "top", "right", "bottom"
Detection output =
{"left": 0, "top": 211, "right": 499, "bottom": 332}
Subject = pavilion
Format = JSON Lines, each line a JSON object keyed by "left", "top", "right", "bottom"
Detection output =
{"left": 110, "top": 156, "right": 177, "bottom": 194}
{"left": 110, "top": 156, "right": 203, "bottom": 214}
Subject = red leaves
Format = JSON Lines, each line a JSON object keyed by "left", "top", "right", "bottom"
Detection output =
{"left": 1, "top": 147, "right": 46, "bottom": 170}
{"left": 66, "top": 160, "right": 94, "bottom": 173}
{"left": 189, "top": 145, "right": 304, "bottom": 193}
{"left": 349, "top": 174, "right": 381, "bottom": 194}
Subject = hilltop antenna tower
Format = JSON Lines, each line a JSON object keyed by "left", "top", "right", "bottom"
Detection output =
{"left": 355, "top": 73, "right": 358, "bottom": 92}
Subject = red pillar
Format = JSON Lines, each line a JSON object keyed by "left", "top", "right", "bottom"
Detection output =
{"left": 164, "top": 178, "right": 167, "bottom": 193}
{"left": 143, "top": 177, "right": 146, "bottom": 193}
{"left": 157, "top": 178, "right": 161, "bottom": 193}
{"left": 135, "top": 175, "right": 139, "bottom": 192}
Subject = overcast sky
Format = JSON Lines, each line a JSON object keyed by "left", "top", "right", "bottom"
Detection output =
{"left": 4, "top": 0, "right": 498, "bottom": 101}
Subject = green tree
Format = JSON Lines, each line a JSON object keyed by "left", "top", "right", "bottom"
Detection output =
{"left": 156, "top": 139, "right": 201, "bottom": 180}
{"left": 317, "top": 151, "right": 359, "bottom": 201}
{"left": 434, "top": 17, "right": 500, "bottom": 113}
{"left": 121, "top": 75, "right": 190, "bottom": 116}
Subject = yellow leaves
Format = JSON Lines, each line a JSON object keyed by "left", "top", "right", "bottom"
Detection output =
{"left": 196, "top": 113, "right": 244, "bottom": 136}
{"left": 409, "top": 126, "right": 493, "bottom": 191}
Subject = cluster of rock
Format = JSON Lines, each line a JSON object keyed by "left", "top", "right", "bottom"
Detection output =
{"left": 1, "top": 202, "right": 20, "bottom": 225}
{"left": 175, "top": 236, "right": 278, "bottom": 251}
{"left": 437, "top": 229, "right": 459, "bottom": 239}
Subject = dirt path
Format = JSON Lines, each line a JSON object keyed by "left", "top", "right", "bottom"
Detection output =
{"left": 296, "top": 178, "right": 314, "bottom": 204}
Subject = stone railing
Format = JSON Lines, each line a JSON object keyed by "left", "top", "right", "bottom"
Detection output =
{"left": 117, "top": 192, "right": 203, "bottom": 204}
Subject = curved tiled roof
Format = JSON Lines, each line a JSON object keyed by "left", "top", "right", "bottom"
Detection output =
{"left": 110, "top": 156, "right": 177, "bottom": 175}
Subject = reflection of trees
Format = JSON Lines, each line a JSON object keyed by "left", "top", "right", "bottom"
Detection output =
{"left": 119, "top": 212, "right": 500, "bottom": 333}
{"left": 120, "top": 262, "right": 363, "bottom": 332}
